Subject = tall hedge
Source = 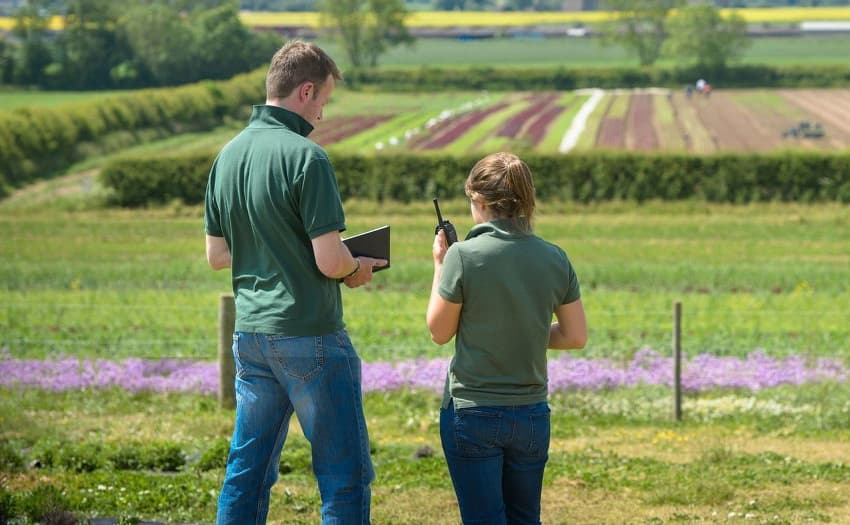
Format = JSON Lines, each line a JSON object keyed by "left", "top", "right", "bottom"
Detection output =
{"left": 100, "top": 151, "right": 850, "bottom": 207}
{"left": 0, "top": 69, "right": 266, "bottom": 197}
{"left": 344, "top": 64, "right": 850, "bottom": 92}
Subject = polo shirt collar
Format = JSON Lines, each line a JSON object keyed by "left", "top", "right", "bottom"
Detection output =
{"left": 465, "top": 218, "right": 529, "bottom": 240}
{"left": 249, "top": 105, "right": 314, "bottom": 137}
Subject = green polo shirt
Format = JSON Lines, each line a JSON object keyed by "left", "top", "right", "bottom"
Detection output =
{"left": 439, "top": 219, "right": 581, "bottom": 409}
{"left": 204, "top": 105, "right": 346, "bottom": 336}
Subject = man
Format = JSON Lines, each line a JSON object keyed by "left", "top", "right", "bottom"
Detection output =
{"left": 204, "top": 40, "right": 386, "bottom": 524}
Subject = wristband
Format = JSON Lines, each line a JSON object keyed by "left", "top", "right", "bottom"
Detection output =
{"left": 343, "top": 258, "right": 360, "bottom": 278}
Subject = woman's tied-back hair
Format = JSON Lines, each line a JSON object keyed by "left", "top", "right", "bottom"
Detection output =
{"left": 266, "top": 40, "right": 342, "bottom": 100}
{"left": 465, "top": 152, "right": 536, "bottom": 232}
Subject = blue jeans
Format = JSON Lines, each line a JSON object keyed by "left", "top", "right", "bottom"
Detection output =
{"left": 440, "top": 400, "right": 550, "bottom": 525}
{"left": 217, "top": 330, "right": 374, "bottom": 525}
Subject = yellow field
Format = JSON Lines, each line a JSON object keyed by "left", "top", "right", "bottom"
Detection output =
{"left": 241, "top": 7, "right": 850, "bottom": 28}
{"left": 1, "top": 7, "right": 850, "bottom": 31}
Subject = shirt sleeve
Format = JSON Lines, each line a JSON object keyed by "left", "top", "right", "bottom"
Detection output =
{"left": 562, "top": 256, "right": 581, "bottom": 304}
{"left": 438, "top": 245, "right": 464, "bottom": 304}
{"left": 204, "top": 160, "right": 223, "bottom": 237}
{"left": 298, "top": 155, "right": 346, "bottom": 239}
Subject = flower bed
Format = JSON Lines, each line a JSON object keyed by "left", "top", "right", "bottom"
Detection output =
{"left": 1, "top": 349, "right": 845, "bottom": 396}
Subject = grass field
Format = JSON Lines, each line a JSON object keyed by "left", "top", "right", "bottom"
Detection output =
{"left": 310, "top": 35, "right": 850, "bottom": 69}
{"left": 0, "top": 90, "right": 126, "bottom": 110}
{"left": 1, "top": 192, "right": 848, "bottom": 523}
{"left": 1, "top": 201, "right": 848, "bottom": 362}
{"left": 2, "top": 383, "right": 850, "bottom": 523}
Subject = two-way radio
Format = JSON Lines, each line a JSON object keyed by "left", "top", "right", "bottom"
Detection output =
{"left": 433, "top": 198, "right": 458, "bottom": 246}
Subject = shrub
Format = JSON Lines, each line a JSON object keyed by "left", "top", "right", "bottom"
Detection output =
{"left": 278, "top": 435, "right": 312, "bottom": 475}
{"left": 100, "top": 151, "right": 850, "bottom": 207}
{"left": 16, "top": 485, "right": 72, "bottom": 524}
{"left": 196, "top": 438, "right": 230, "bottom": 472}
{"left": 56, "top": 442, "right": 105, "bottom": 473}
{"left": 0, "top": 441, "right": 23, "bottom": 473}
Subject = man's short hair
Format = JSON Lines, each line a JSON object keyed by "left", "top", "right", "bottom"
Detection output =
{"left": 266, "top": 40, "right": 342, "bottom": 100}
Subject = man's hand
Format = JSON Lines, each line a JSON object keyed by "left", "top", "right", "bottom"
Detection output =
{"left": 343, "top": 256, "right": 388, "bottom": 288}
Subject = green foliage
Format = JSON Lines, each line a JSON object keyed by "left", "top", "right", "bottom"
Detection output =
{"left": 279, "top": 435, "right": 313, "bottom": 475}
{"left": 0, "top": 487, "right": 12, "bottom": 524}
{"left": 14, "top": 484, "right": 73, "bottom": 524}
{"left": 0, "top": 440, "right": 24, "bottom": 472}
{"left": 100, "top": 151, "right": 850, "bottom": 207}
{"left": 343, "top": 63, "right": 850, "bottom": 91}
{"left": 0, "top": 69, "right": 265, "bottom": 191}
{"left": 3, "top": 0, "right": 277, "bottom": 90}
{"left": 320, "top": 0, "right": 414, "bottom": 68}
{"left": 110, "top": 442, "right": 185, "bottom": 472}
{"left": 600, "top": 0, "right": 684, "bottom": 66}
{"left": 195, "top": 438, "right": 230, "bottom": 472}
{"left": 665, "top": 4, "right": 751, "bottom": 71}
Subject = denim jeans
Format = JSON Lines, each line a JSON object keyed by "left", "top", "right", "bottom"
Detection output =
{"left": 216, "top": 330, "right": 374, "bottom": 525}
{"left": 440, "top": 400, "right": 550, "bottom": 525}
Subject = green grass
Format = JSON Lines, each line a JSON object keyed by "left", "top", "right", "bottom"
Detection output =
{"left": 0, "top": 90, "right": 127, "bottom": 110}
{"left": 1, "top": 201, "right": 848, "bottom": 361}
{"left": 311, "top": 35, "right": 850, "bottom": 69}
{"left": 2, "top": 386, "right": 850, "bottom": 523}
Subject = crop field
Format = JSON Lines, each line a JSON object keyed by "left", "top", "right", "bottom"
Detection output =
{"left": 237, "top": 8, "right": 850, "bottom": 29}
{"left": 4, "top": 8, "right": 850, "bottom": 33}
{"left": 300, "top": 88, "right": 850, "bottom": 155}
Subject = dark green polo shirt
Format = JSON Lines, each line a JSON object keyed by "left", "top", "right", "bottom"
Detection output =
{"left": 205, "top": 105, "right": 346, "bottom": 336}
{"left": 439, "top": 219, "right": 581, "bottom": 408}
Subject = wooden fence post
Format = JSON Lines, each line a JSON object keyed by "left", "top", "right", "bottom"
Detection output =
{"left": 218, "top": 294, "right": 236, "bottom": 409}
{"left": 673, "top": 300, "right": 682, "bottom": 422}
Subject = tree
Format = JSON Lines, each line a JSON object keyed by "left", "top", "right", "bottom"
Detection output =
{"left": 191, "top": 2, "right": 281, "bottom": 82}
{"left": 320, "top": 0, "right": 414, "bottom": 68}
{"left": 10, "top": 0, "right": 55, "bottom": 86}
{"left": 600, "top": 0, "right": 683, "bottom": 66}
{"left": 121, "top": 3, "right": 198, "bottom": 86}
{"left": 665, "top": 3, "right": 750, "bottom": 71}
{"left": 53, "top": 0, "right": 134, "bottom": 89}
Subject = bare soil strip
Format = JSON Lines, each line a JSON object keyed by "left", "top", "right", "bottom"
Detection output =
{"left": 626, "top": 93, "right": 659, "bottom": 151}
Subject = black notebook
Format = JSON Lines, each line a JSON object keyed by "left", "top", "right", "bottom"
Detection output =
{"left": 342, "top": 225, "right": 390, "bottom": 272}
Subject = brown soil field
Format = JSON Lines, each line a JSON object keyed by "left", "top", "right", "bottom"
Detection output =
{"left": 780, "top": 89, "right": 850, "bottom": 149}
{"left": 596, "top": 95, "right": 626, "bottom": 149}
{"left": 626, "top": 93, "right": 659, "bottom": 151}
{"left": 689, "top": 93, "right": 783, "bottom": 152}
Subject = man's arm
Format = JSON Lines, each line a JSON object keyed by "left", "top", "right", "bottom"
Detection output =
{"left": 548, "top": 299, "right": 587, "bottom": 350}
{"left": 311, "top": 230, "right": 387, "bottom": 286}
{"left": 206, "top": 235, "right": 231, "bottom": 270}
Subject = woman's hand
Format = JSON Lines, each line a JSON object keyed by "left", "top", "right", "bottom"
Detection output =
{"left": 433, "top": 229, "right": 449, "bottom": 265}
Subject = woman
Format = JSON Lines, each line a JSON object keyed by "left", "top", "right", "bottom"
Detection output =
{"left": 427, "top": 152, "right": 588, "bottom": 525}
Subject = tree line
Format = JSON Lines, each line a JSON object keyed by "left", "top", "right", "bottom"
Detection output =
{"left": 0, "top": 0, "right": 280, "bottom": 90}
